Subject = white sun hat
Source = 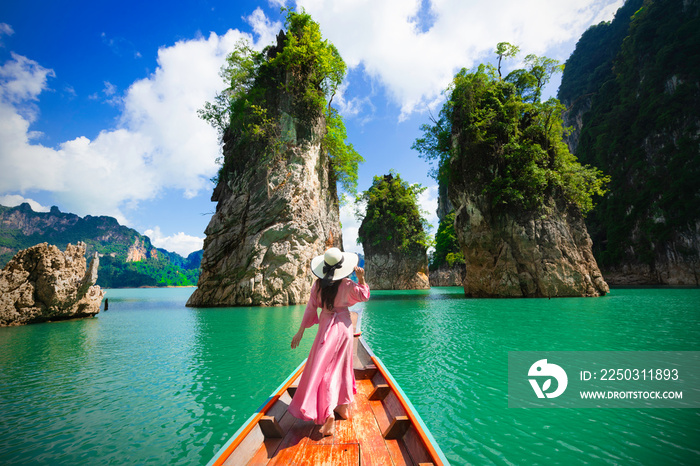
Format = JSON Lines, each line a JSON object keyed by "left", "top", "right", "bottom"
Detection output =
{"left": 311, "top": 247, "right": 359, "bottom": 283}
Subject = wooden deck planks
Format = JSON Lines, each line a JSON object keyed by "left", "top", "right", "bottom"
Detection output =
{"left": 331, "top": 410, "right": 359, "bottom": 445}
{"left": 278, "top": 444, "right": 360, "bottom": 466}
{"left": 266, "top": 417, "right": 316, "bottom": 466}
{"left": 354, "top": 377, "right": 409, "bottom": 466}
{"left": 226, "top": 335, "right": 442, "bottom": 466}
{"left": 246, "top": 437, "right": 284, "bottom": 466}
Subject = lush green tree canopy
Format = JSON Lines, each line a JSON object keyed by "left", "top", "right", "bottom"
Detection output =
{"left": 200, "top": 9, "right": 363, "bottom": 194}
{"left": 414, "top": 49, "right": 608, "bottom": 215}
{"left": 563, "top": 0, "right": 700, "bottom": 266}
{"left": 357, "top": 173, "right": 431, "bottom": 255}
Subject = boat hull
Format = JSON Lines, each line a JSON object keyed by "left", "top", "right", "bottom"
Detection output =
{"left": 208, "top": 326, "right": 449, "bottom": 465}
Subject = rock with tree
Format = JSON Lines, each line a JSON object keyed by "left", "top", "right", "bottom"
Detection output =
{"left": 0, "top": 242, "right": 104, "bottom": 326}
{"left": 559, "top": 0, "right": 700, "bottom": 285}
{"left": 357, "top": 173, "right": 430, "bottom": 290}
{"left": 415, "top": 47, "right": 609, "bottom": 297}
{"left": 188, "top": 11, "right": 362, "bottom": 306}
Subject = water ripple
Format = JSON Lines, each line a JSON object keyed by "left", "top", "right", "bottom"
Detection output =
{"left": 1, "top": 287, "right": 699, "bottom": 465}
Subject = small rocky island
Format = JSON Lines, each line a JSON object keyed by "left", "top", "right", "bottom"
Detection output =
{"left": 415, "top": 48, "right": 610, "bottom": 297}
{"left": 429, "top": 196, "right": 466, "bottom": 287}
{"left": 358, "top": 174, "right": 430, "bottom": 290}
{"left": 188, "top": 12, "right": 362, "bottom": 306}
{"left": 0, "top": 242, "right": 104, "bottom": 326}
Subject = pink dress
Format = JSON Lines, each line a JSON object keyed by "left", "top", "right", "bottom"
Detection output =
{"left": 288, "top": 278, "right": 370, "bottom": 424}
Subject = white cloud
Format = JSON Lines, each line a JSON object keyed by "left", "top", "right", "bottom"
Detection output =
{"left": 144, "top": 226, "right": 204, "bottom": 257}
{"left": 340, "top": 200, "right": 364, "bottom": 255}
{"left": 89, "top": 81, "right": 122, "bottom": 105}
{"left": 334, "top": 79, "right": 374, "bottom": 120}
{"left": 0, "top": 23, "right": 14, "bottom": 42}
{"left": 0, "top": 194, "right": 50, "bottom": 212}
{"left": 0, "top": 11, "right": 282, "bottom": 224}
{"left": 0, "top": 52, "right": 56, "bottom": 112}
{"left": 295, "top": 0, "right": 625, "bottom": 119}
{"left": 417, "top": 184, "right": 439, "bottom": 232}
{"left": 103, "top": 81, "right": 117, "bottom": 96}
{"left": 247, "top": 7, "right": 284, "bottom": 46}
{"left": 0, "top": 23, "right": 13, "bottom": 49}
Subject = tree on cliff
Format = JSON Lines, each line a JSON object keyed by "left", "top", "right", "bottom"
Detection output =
{"left": 414, "top": 49, "right": 609, "bottom": 216}
{"left": 199, "top": 9, "right": 363, "bottom": 195}
{"left": 190, "top": 10, "right": 358, "bottom": 306}
{"left": 414, "top": 47, "right": 610, "bottom": 297}
{"left": 356, "top": 173, "right": 431, "bottom": 290}
{"left": 356, "top": 173, "right": 430, "bottom": 255}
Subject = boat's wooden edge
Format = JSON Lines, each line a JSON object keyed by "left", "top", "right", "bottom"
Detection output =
{"left": 206, "top": 360, "right": 306, "bottom": 466}
{"left": 357, "top": 336, "right": 451, "bottom": 466}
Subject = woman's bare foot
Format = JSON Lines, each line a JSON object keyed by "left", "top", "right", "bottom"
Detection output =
{"left": 319, "top": 416, "right": 334, "bottom": 437}
{"left": 334, "top": 404, "right": 349, "bottom": 420}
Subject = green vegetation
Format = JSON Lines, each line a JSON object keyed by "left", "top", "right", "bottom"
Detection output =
{"left": 97, "top": 256, "right": 199, "bottom": 288}
{"left": 356, "top": 173, "right": 431, "bottom": 256}
{"left": 558, "top": 0, "right": 644, "bottom": 114}
{"left": 560, "top": 0, "right": 700, "bottom": 266}
{"left": 200, "top": 9, "right": 363, "bottom": 195}
{"left": 0, "top": 204, "right": 200, "bottom": 288}
{"left": 413, "top": 45, "right": 609, "bottom": 215}
{"left": 430, "top": 211, "right": 464, "bottom": 271}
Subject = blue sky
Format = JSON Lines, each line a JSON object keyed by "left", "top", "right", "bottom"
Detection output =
{"left": 0, "top": 0, "right": 624, "bottom": 256}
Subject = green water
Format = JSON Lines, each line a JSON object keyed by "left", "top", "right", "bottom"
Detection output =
{"left": 0, "top": 287, "right": 698, "bottom": 465}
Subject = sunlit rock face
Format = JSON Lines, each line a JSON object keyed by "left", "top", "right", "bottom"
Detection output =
{"left": 187, "top": 134, "right": 342, "bottom": 307}
{"left": 187, "top": 34, "right": 342, "bottom": 307}
{"left": 362, "top": 252, "right": 430, "bottom": 291}
{"left": 0, "top": 242, "right": 104, "bottom": 326}
{"left": 450, "top": 188, "right": 608, "bottom": 298}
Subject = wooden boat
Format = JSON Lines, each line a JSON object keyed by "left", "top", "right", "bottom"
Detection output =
{"left": 207, "top": 312, "right": 450, "bottom": 465}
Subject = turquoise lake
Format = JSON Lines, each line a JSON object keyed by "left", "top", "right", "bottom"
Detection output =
{"left": 0, "top": 287, "right": 698, "bottom": 465}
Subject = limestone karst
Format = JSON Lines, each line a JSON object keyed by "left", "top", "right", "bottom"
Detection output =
{"left": 0, "top": 242, "right": 104, "bottom": 326}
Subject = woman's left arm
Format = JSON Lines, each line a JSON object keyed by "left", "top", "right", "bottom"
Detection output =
{"left": 291, "top": 328, "right": 304, "bottom": 349}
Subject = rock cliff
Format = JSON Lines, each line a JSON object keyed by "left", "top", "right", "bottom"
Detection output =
{"left": 429, "top": 197, "right": 465, "bottom": 287}
{"left": 429, "top": 265, "right": 464, "bottom": 287}
{"left": 444, "top": 66, "right": 609, "bottom": 297}
{"left": 187, "top": 32, "right": 342, "bottom": 307}
{"left": 187, "top": 133, "right": 342, "bottom": 306}
{"left": 364, "top": 253, "right": 430, "bottom": 290}
{"left": 558, "top": 0, "right": 643, "bottom": 154}
{"left": 559, "top": 0, "right": 700, "bottom": 285}
{"left": 187, "top": 123, "right": 342, "bottom": 306}
{"left": 450, "top": 192, "right": 608, "bottom": 297}
{"left": 0, "top": 242, "right": 104, "bottom": 326}
{"left": 126, "top": 237, "right": 157, "bottom": 262}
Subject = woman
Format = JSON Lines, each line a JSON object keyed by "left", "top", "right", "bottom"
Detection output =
{"left": 288, "top": 247, "right": 370, "bottom": 436}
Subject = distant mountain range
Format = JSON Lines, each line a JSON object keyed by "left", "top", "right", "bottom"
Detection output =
{"left": 0, "top": 203, "right": 202, "bottom": 288}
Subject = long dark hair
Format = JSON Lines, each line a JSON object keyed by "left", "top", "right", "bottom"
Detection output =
{"left": 317, "top": 278, "right": 341, "bottom": 312}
